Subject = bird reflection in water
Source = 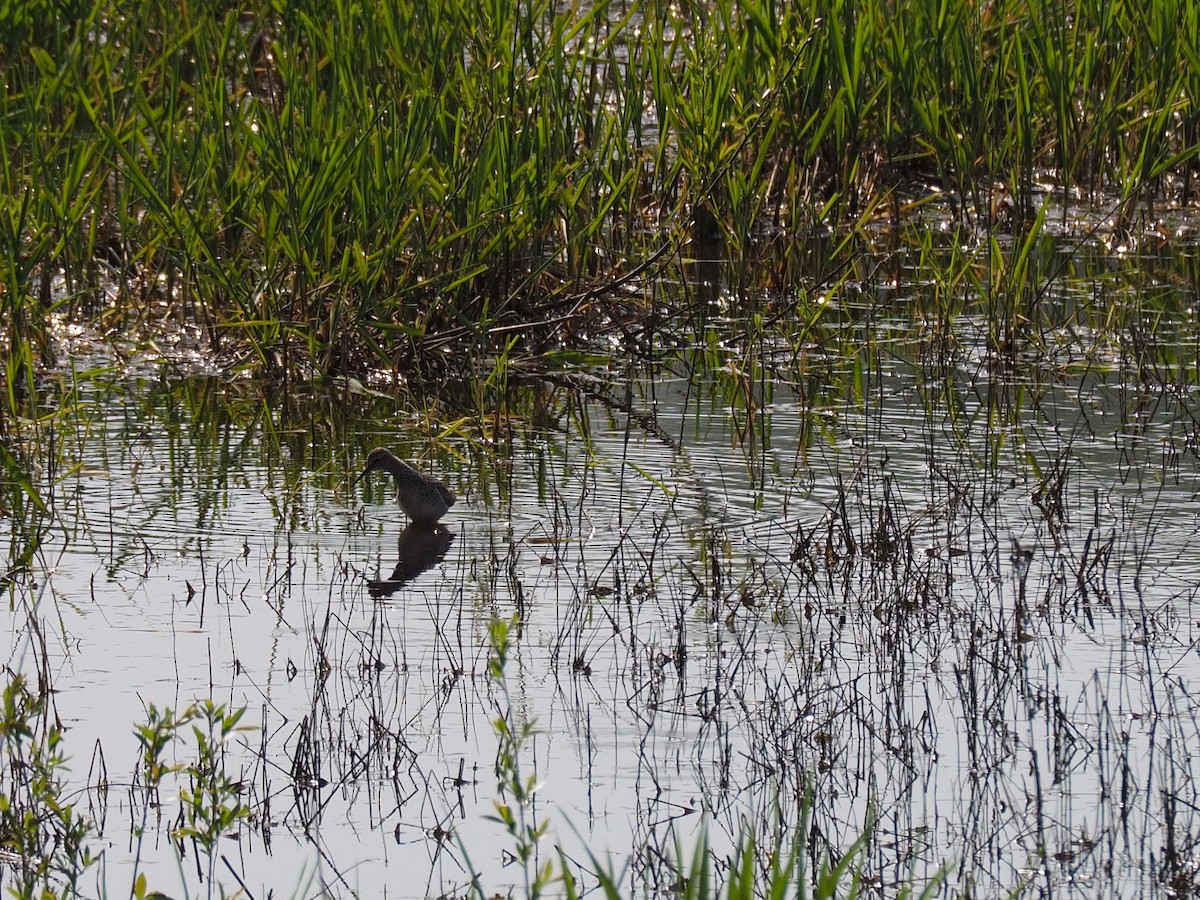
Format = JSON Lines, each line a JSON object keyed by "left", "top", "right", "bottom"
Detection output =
{"left": 367, "top": 522, "right": 455, "bottom": 597}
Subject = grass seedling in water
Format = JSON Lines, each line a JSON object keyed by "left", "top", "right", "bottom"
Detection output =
{"left": 130, "top": 699, "right": 254, "bottom": 900}
{"left": 0, "top": 674, "right": 256, "bottom": 900}
{"left": 0, "top": 674, "right": 96, "bottom": 899}
{"left": 481, "top": 615, "right": 555, "bottom": 899}
{"left": 174, "top": 702, "right": 253, "bottom": 876}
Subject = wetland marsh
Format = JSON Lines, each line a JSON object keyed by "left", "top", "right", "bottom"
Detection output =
{"left": 4, "top": 0, "right": 1200, "bottom": 897}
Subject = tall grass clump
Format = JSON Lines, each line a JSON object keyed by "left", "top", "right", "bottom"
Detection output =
{"left": 0, "top": 0, "right": 1196, "bottom": 389}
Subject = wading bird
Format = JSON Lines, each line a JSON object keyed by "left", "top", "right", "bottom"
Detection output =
{"left": 353, "top": 447, "right": 456, "bottom": 524}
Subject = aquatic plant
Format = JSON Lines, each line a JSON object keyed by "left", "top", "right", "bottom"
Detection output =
{"left": 0, "top": 675, "right": 96, "bottom": 898}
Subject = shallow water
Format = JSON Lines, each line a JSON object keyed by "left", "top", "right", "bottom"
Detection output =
{"left": 6, "top": 328, "right": 1200, "bottom": 897}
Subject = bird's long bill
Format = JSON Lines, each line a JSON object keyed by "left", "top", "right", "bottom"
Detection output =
{"left": 350, "top": 463, "right": 376, "bottom": 488}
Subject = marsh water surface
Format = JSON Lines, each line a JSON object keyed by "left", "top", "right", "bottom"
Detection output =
{"left": 7, "top": 318, "right": 1200, "bottom": 898}
{"left": 7, "top": 222, "right": 1200, "bottom": 898}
